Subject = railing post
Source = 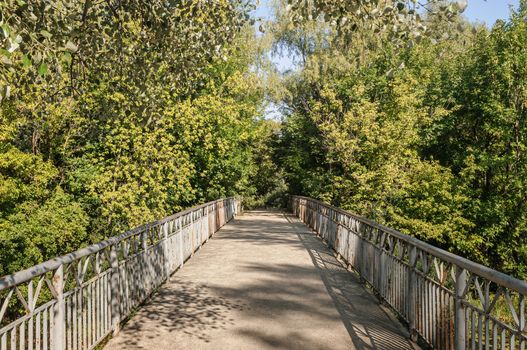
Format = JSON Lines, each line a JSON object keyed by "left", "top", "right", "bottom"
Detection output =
{"left": 178, "top": 217, "right": 184, "bottom": 268}
{"left": 52, "top": 264, "right": 64, "bottom": 350}
{"left": 407, "top": 246, "right": 417, "bottom": 341}
{"left": 377, "top": 232, "right": 386, "bottom": 294}
{"left": 205, "top": 206, "right": 210, "bottom": 241}
{"left": 110, "top": 245, "right": 121, "bottom": 335}
{"left": 141, "top": 230, "right": 150, "bottom": 294}
{"left": 162, "top": 222, "right": 169, "bottom": 277}
{"left": 196, "top": 211, "right": 201, "bottom": 247}
{"left": 455, "top": 266, "right": 467, "bottom": 350}
{"left": 190, "top": 212, "right": 195, "bottom": 255}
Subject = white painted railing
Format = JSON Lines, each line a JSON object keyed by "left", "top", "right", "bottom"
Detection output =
{"left": 291, "top": 195, "right": 527, "bottom": 350}
{"left": 0, "top": 198, "right": 239, "bottom": 350}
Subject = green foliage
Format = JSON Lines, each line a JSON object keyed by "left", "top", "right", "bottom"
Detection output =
{"left": 0, "top": 145, "right": 88, "bottom": 276}
{"left": 277, "top": 1, "right": 527, "bottom": 278}
{"left": 284, "top": 0, "right": 468, "bottom": 49}
{"left": 0, "top": 1, "right": 270, "bottom": 276}
{"left": 0, "top": 0, "right": 252, "bottom": 101}
{"left": 424, "top": 4, "right": 527, "bottom": 276}
{"left": 247, "top": 119, "right": 288, "bottom": 208}
{"left": 2, "top": 0, "right": 527, "bottom": 285}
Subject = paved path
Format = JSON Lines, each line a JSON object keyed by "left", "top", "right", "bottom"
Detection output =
{"left": 105, "top": 211, "right": 419, "bottom": 350}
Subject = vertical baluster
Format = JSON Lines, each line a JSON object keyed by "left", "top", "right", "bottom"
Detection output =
{"left": 425, "top": 278, "right": 430, "bottom": 343}
{"left": 90, "top": 280, "right": 97, "bottom": 346}
{"left": 118, "top": 265, "right": 123, "bottom": 325}
{"left": 102, "top": 273, "right": 106, "bottom": 337}
{"left": 88, "top": 284, "right": 92, "bottom": 348}
{"left": 20, "top": 321, "right": 26, "bottom": 350}
{"left": 451, "top": 292, "right": 455, "bottom": 349}
{"left": 163, "top": 222, "right": 169, "bottom": 280}
{"left": 492, "top": 321, "right": 497, "bottom": 350}
{"left": 477, "top": 311, "right": 483, "bottom": 350}
{"left": 450, "top": 294, "right": 455, "bottom": 348}
{"left": 1, "top": 332, "right": 6, "bottom": 350}
{"left": 431, "top": 285, "right": 436, "bottom": 348}
{"left": 96, "top": 278, "right": 100, "bottom": 342}
{"left": 72, "top": 292, "right": 77, "bottom": 350}
{"left": 103, "top": 274, "right": 110, "bottom": 334}
{"left": 11, "top": 326, "right": 16, "bottom": 350}
{"left": 485, "top": 318, "right": 490, "bottom": 349}
{"left": 441, "top": 295, "right": 445, "bottom": 350}
{"left": 66, "top": 297, "right": 71, "bottom": 350}
{"left": 29, "top": 315, "right": 34, "bottom": 350}
{"left": 43, "top": 308, "right": 48, "bottom": 350}
{"left": 394, "top": 261, "right": 398, "bottom": 310}
{"left": 456, "top": 267, "right": 467, "bottom": 350}
{"left": 443, "top": 289, "right": 448, "bottom": 349}
{"left": 397, "top": 262, "right": 400, "bottom": 309}
{"left": 401, "top": 262, "right": 405, "bottom": 313}
{"left": 199, "top": 210, "right": 203, "bottom": 245}
{"left": 189, "top": 213, "right": 194, "bottom": 255}
{"left": 77, "top": 289, "right": 82, "bottom": 350}
{"left": 52, "top": 265, "right": 64, "bottom": 350}
{"left": 519, "top": 295, "right": 525, "bottom": 350}
{"left": 82, "top": 288, "right": 86, "bottom": 350}
{"left": 110, "top": 245, "right": 121, "bottom": 336}
{"left": 379, "top": 239, "right": 385, "bottom": 300}
{"left": 434, "top": 284, "right": 438, "bottom": 348}
{"left": 384, "top": 254, "right": 389, "bottom": 302}
{"left": 36, "top": 312, "right": 41, "bottom": 350}
{"left": 398, "top": 262, "right": 402, "bottom": 312}
{"left": 471, "top": 309, "right": 476, "bottom": 350}
{"left": 398, "top": 262, "right": 402, "bottom": 314}
{"left": 179, "top": 218, "right": 184, "bottom": 269}
{"left": 429, "top": 280, "right": 433, "bottom": 344}
{"left": 440, "top": 289, "right": 445, "bottom": 350}
{"left": 418, "top": 276, "right": 423, "bottom": 336}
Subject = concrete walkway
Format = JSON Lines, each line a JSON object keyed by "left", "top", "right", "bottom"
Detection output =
{"left": 104, "top": 211, "right": 419, "bottom": 350}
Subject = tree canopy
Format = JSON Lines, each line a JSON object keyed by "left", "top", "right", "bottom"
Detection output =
{"left": 1, "top": 0, "right": 527, "bottom": 283}
{"left": 273, "top": 0, "right": 527, "bottom": 277}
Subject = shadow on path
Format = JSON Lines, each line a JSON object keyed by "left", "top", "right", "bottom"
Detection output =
{"left": 283, "top": 213, "right": 418, "bottom": 350}
{"left": 104, "top": 211, "right": 418, "bottom": 350}
{"left": 111, "top": 281, "right": 247, "bottom": 349}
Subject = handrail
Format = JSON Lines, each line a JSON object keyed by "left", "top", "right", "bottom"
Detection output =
{"left": 0, "top": 198, "right": 235, "bottom": 290}
{"left": 292, "top": 196, "right": 527, "bottom": 295}
{"left": 0, "top": 197, "right": 240, "bottom": 350}
{"left": 291, "top": 195, "right": 527, "bottom": 350}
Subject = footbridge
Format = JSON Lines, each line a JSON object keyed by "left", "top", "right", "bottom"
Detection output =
{"left": 1, "top": 197, "right": 526, "bottom": 349}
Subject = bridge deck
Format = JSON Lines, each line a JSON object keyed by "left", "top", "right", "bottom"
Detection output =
{"left": 104, "top": 211, "right": 419, "bottom": 350}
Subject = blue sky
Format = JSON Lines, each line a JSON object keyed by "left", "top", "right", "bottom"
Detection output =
{"left": 257, "top": 0, "right": 521, "bottom": 118}
{"left": 254, "top": 0, "right": 521, "bottom": 24}
{"left": 464, "top": 0, "right": 519, "bottom": 24}
{"left": 254, "top": 0, "right": 521, "bottom": 74}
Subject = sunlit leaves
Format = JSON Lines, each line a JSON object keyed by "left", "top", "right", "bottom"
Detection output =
{"left": 276, "top": 1, "right": 527, "bottom": 279}
{"left": 37, "top": 62, "right": 48, "bottom": 76}
{"left": 0, "top": 0, "right": 265, "bottom": 276}
{"left": 0, "top": 0, "right": 253, "bottom": 102}
{"left": 284, "top": 0, "right": 469, "bottom": 48}
{"left": 64, "top": 41, "right": 78, "bottom": 53}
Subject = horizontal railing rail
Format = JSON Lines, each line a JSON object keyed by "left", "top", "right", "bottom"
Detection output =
{"left": 0, "top": 197, "right": 239, "bottom": 350}
{"left": 291, "top": 195, "right": 527, "bottom": 350}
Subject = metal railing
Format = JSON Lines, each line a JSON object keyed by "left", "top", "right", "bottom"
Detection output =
{"left": 0, "top": 197, "right": 239, "bottom": 350}
{"left": 291, "top": 195, "right": 527, "bottom": 350}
